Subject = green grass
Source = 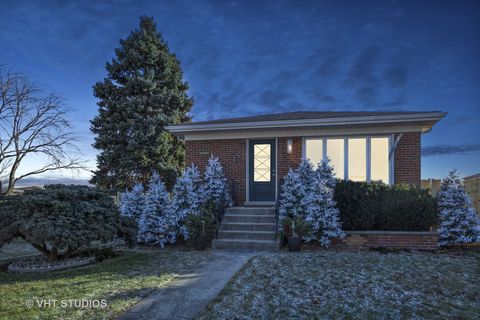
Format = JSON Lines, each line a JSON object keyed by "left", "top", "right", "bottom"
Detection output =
{"left": 0, "top": 249, "right": 211, "bottom": 320}
{"left": 198, "top": 250, "right": 480, "bottom": 320}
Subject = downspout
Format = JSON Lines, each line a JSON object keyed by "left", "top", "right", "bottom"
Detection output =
{"left": 388, "top": 133, "right": 403, "bottom": 185}
{"left": 388, "top": 133, "right": 403, "bottom": 160}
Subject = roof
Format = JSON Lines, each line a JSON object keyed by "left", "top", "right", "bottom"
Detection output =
{"left": 464, "top": 173, "right": 480, "bottom": 180}
{"left": 190, "top": 111, "right": 442, "bottom": 125}
{"left": 165, "top": 110, "right": 447, "bottom": 139}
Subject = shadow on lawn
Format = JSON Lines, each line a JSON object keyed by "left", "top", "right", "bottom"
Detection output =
{"left": 0, "top": 250, "right": 209, "bottom": 285}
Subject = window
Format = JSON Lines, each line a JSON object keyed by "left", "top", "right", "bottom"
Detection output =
{"left": 305, "top": 139, "right": 323, "bottom": 168}
{"left": 326, "top": 139, "right": 344, "bottom": 179}
{"left": 304, "top": 136, "right": 391, "bottom": 184}
{"left": 348, "top": 138, "right": 367, "bottom": 182}
{"left": 253, "top": 144, "right": 271, "bottom": 182}
{"left": 371, "top": 137, "right": 389, "bottom": 183}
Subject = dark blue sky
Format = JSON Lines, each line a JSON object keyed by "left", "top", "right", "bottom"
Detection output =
{"left": 1, "top": 0, "right": 479, "bottom": 179}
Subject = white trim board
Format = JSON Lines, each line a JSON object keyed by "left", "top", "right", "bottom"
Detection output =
{"left": 183, "top": 124, "right": 427, "bottom": 141}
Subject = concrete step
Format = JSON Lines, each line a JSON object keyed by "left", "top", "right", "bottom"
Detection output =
{"left": 222, "top": 214, "right": 275, "bottom": 224}
{"left": 212, "top": 239, "right": 279, "bottom": 251}
{"left": 218, "top": 230, "right": 276, "bottom": 241}
{"left": 226, "top": 207, "right": 275, "bottom": 216}
{"left": 220, "top": 222, "right": 276, "bottom": 232}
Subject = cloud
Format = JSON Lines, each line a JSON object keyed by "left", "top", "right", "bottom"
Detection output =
{"left": 383, "top": 66, "right": 408, "bottom": 87}
{"left": 422, "top": 144, "right": 480, "bottom": 156}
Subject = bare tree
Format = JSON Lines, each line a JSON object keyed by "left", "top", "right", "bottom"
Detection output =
{"left": 0, "top": 68, "right": 84, "bottom": 194}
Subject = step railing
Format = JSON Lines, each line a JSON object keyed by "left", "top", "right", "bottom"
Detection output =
{"left": 215, "top": 180, "right": 236, "bottom": 239}
{"left": 274, "top": 177, "right": 283, "bottom": 242}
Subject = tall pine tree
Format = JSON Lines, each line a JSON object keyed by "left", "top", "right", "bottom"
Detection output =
{"left": 91, "top": 16, "right": 193, "bottom": 190}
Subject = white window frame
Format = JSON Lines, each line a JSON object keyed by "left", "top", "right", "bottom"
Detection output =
{"left": 302, "top": 135, "right": 394, "bottom": 184}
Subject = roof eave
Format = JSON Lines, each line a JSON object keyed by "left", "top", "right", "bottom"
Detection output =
{"left": 166, "top": 112, "right": 447, "bottom": 138}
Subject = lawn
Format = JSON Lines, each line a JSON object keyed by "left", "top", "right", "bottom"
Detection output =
{"left": 198, "top": 250, "right": 480, "bottom": 320}
{"left": 0, "top": 249, "right": 211, "bottom": 320}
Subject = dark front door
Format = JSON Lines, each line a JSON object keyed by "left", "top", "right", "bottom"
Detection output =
{"left": 249, "top": 139, "right": 276, "bottom": 202}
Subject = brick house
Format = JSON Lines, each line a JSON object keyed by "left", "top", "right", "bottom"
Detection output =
{"left": 166, "top": 111, "right": 445, "bottom": 250}
{"left": 166, "top": 111, "right": 445, "bottom": 206}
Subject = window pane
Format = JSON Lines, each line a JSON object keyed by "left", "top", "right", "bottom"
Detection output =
{"left": 326, "top": 139, "right": 344, "bottom": 179}
{"left": 254, "top": 144, "right": 271, "bottom": 182}
{"left": 348, "top": 138, "right": 366, "bottom": 181}
{"left": 371, "top": 137, "right": 389, "bottom": 183}
{"left": 305, "top": 139, "right": 323, "bottom": 168}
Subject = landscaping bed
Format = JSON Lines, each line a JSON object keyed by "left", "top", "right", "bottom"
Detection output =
{"left": 198, "top": 250, "right": 480, "bottom": 319}
{"left": 0, "top": 249, "right": 211, "bottom": 320}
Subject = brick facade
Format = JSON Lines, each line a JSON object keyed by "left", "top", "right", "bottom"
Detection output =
{"left": 186, "top": 139, "right": 247, "bottom": 205}
{"left": 185, "top": 131, "right": 421, "bottom": 205}
{"left": 335, "top": 231, "right": 439, "bottom": 251}
{"left": 394, "top": 132, "right": 421, "bottom": 185}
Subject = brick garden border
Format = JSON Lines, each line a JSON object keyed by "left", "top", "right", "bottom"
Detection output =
{"left": 337, "top": 231, "right": 439, "bottom": 251}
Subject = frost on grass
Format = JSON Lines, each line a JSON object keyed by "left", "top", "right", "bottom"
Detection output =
{"left": 198, "top": 251, "right": 480, "bottom": 319}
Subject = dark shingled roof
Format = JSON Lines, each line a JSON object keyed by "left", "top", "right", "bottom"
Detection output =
{"left": 191, "top": 111, "right": 440, "bottom": 125}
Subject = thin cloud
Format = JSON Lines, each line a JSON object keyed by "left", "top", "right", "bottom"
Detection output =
{"left": 422, "top": 144, "right": 480, "bottom": 156}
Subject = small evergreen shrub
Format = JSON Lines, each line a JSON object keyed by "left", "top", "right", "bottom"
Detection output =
{"left": 334, "top": 180, "right": 437, "bottom": 231}
{"left": 437, "top": 169, "right": 480, "bottom": 246}
{"left": 279, "top": 158, "right": 344, "bottom": 247}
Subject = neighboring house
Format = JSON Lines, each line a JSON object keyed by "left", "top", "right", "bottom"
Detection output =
{"left": 421, "top": 178, "right": 442, "bottom": 197}
{"left": 166, "top": 111, "right": 446, "bottom": 206}
{"left": 464, "top": 173, "right": 480, "bottom": 214}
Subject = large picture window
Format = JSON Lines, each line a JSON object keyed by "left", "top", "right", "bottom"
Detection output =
{"left": 326, "top": 139, "right": 344, "bottom": 179}
{"left": 304, "top": 136, "right": 391, "bottom": 184}
{"left": 348, "top": 138, "right": 367, "bottom": 182}
{"left": 370, "top": 137, "right": 389, "bottom": 183}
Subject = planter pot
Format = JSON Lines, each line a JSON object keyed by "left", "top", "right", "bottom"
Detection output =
{"left": 288, "top": 237, "right": 301, "bottom": 252}
{"left": 193, "top": 236, "right": 209, "bottom": 250}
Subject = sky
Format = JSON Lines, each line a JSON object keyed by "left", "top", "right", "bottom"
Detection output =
{"left": 1, "top": 0, "right": 479, "bottom": 181}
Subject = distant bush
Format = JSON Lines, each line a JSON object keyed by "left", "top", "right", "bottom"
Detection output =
{"left": 334, "top": 181, "right": 437, "bottom": 231}
{"left": 0, "top": 185, "right": 124, "bottom": 261}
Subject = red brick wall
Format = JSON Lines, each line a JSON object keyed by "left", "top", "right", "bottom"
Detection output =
{"left": 185, "top": 132, "right": 421, "bottom": 205}
{"left": 336, "top": 231, "right": 439, "bottom": 251}
{"left": 186, "top": 139, "right": 246, "bottom": 205}
{"left": 185, "top": 137, "right": 304, "bottom": 205}
{"left": 394, "top": 132, "right": 421, "bottom": 185}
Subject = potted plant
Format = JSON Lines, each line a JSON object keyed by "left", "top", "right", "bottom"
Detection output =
{"left": 288, "top": 219, "right": 301, "bottom": 251}
{"left": 284, "top": 217, "right": 309, "bottom": 252}
{"left": 187, "top": 203, "right": 217, "bottom": 250}
{"left": 193, "top": 220, "right": 209, "bottom": 250}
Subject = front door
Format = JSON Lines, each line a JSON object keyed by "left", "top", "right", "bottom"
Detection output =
{"left": 249, "top": 139, "right": 276, "bottom": 202}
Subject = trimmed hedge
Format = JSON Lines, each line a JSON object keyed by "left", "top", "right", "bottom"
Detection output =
{"left": 0, "top": 185, "right": 130, "bottom": 261}
{"left": 334, "top": 181, "right": 437, "bottom": 231}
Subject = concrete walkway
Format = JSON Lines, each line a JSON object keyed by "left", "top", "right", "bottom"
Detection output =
{"left": 118, "top": 251, "right": 254, "bottom": 320}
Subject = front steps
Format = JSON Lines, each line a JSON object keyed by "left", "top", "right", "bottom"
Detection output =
{"left": 212, "top": 207, "right": 279, "bottom": 251}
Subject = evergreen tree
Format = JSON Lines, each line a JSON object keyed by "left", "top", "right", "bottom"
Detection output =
{"left": 203, "top": 155, "right": 232, "bottom": 206}
{"left": 285, "top": 158, "right": 343, "bottom": 247}
{"left": 437, "top": 169, "right": 480, "bottom": 246}
{"left": 316, "top": 157, "right": 337, "bottom": 189}
{"left": 137, "top": 172, "right": 173, "bottom": 247}
{"left": 171, "top": 165, "right": 204, "bottom": 239}
{"left": 120, "top": 184, "right": 145, "bottom": 220}
{"left": 90, "top": 16, "right": 193, "bottom": 190}
{"left": 304, "top": 176, "right": 345, "bottom": 247}
{"left": 295, "top": 159, "right": 317, "bottom": 193}
{"left": 278, "top": 169, "right": 307, "bottom": 224}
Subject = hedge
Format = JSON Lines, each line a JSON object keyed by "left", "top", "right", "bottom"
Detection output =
{"left": 334, "top": 181, "right": 437, "bottom": 231}
{"left": 0, "top": 185, "right": 131, "bottom": 261}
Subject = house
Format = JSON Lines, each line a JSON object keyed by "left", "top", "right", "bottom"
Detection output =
{"left": 464, "top": 173, "right": 480, "bottom": 214}
{"left": 421, "top": 178, "right": 442, "bottom": 197}
{"left": 166, "top": 111, "right": 446, "bottom": 250}
{"left": 166, "top": 111, "right": 446, "bottom": 205}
